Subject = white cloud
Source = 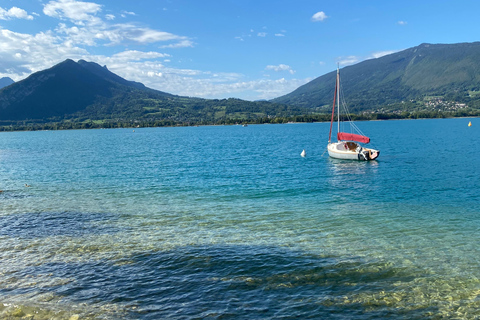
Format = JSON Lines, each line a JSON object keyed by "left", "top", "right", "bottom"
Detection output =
{"left": 160, "top": 39, "right": 194, "bottom": 48}
{"left": 55, "top": 23, "right": 98, "bottom": 46}
{"left": 125, "top": 68, "right": 309, "bottom": 100}
{"left": 46, "top": 3, "right": 190, "bottom": 47}
{"left": 369, "top": 50, "right": 397, "bottom": 59}
{"left": 0, "top": 6, "right": 34, "bottom": 20}
{"left": 275, "top": 33, "right": 285, "bottom": 37}
{"left": 311, "top": 11, "right": 328, "bottom": 22}
{"left": 43, "top": 0, "right": 102, "bottom": 25}
{"left": 336, "top": 49, "right": 400, "bottom": 67}
{"left": 397, "top": 21, "right": 407, "bottom": 25}
{"left": 0, "top": 28, "right": 88, "bottom": 79}
{"left": 265, "top": 64, "right": 295, "bottom": 75}
{"left": 0, "top": 0, "right": 188, "bottom": 78}
{"left": 257, "top": 32, "right": 267, "bottom": 37}
{"left": 111, "top": 50, "right": 169, "bottom": 62}
{"left": 115, "top": 25, "right": 181, "bottom": 43}
{"left": 336, "top": 55, "right": 359, "bottom": 66}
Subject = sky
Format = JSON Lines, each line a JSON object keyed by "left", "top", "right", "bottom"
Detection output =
{"left": 1, "top": 0, "right": 480, "bottom": 101}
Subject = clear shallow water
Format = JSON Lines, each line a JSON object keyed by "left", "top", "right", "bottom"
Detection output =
{"left": 0, "top": 119, "right": 479, "bottom": 319}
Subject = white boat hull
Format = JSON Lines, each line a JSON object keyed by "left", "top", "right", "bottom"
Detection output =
{"left": 326, "top": 67, "right": 380, "bottom": 161}
{"left": 328, "top": 142, "right": 379, "bottom": 161}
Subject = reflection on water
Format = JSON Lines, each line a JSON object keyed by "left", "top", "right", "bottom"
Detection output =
{"left": 326, "top": 158, "right": 380, "bottom": 202}
{"left": 328, "top": 157, "right": 379, "bottom": 175}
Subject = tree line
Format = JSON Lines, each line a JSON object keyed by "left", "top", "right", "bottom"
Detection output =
{"left": 1, "top": 108, "right": 479, "bottom": 132}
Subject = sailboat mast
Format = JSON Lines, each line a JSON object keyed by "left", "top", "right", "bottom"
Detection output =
{"left": 336, "top": 67, "right": 340, "bottom": 138}
{"left": 328, "top": 70, "right": 338, "bottom": 143}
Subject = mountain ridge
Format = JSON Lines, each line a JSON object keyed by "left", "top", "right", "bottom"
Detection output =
{"left": 0, "top": 59, "right": 180, "bottom": 120}
{"left": 0, "top": 59, "right": 304, "bottom": 123}
{"left": 272, "top": 42, "right": 480, "bottom": 112}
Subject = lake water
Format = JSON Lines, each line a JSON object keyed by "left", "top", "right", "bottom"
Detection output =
{"left": 0, "top": 118, "right": 479, "bottom": 319}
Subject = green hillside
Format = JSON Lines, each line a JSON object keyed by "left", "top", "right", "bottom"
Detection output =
{"left": 0, "top": 59, "right": 306, "bottom": 127}
{"left": 272, "top": 42, "right": 480, "bottom": 113}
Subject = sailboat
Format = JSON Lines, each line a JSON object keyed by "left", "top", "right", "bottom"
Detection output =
{"left": 327, "top": 67, "right": 380, "bottom": 161}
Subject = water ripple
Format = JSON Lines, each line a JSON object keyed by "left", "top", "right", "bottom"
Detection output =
{"left": 0, "top": 245, "right": 442, "bottom": 319}
{"left": 0, "top": 211, "right": 119, "bottom": 239}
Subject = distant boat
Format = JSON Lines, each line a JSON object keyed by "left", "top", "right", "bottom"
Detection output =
{"left": 301, "top": 149, "right": 306, "bottom": 157}
{"left": 243, "top": 124, "right": 248, "bottom": 127}
{"left": 327, "top": 67, "right": 380, "bottom": 161}
{"left": 468, "top": 121, "right": 472, "bottom": 127}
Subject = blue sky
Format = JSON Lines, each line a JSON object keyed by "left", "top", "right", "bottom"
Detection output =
{"left": 0, "top": 0, "right": 479, "bottom": 100}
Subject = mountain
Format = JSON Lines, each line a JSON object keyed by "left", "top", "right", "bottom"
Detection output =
{"left": 272, "top": 42, "right": 480, "bottom": 112}
{"left": 0, "top": 59, "right": 304, "bottom": 124}
{"left": 0, "top": 59, "right": 174, "bottom": 120}
{"left": 0, "top": 77, "right": 14, "bottom": 89}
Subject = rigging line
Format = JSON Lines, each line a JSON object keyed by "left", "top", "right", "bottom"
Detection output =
{"left": 321, "top": 148, "right": 328, "bottom": 157}
{"left": 338, "top": 80, "right": 368, "bottom": 137}
{"left": 339, "top": 81, "right": 353, "bottom": 132}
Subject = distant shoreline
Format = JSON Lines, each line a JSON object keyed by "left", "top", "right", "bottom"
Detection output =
{"left": 0, "top": 112, "right": 478, "bottom": 132}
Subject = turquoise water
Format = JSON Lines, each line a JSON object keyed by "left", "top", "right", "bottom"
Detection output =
{"left": 0, "top": 118, "right": 479, "bottom": 319}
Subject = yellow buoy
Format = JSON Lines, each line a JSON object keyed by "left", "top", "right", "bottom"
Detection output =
{"left": 468, "top": 121, "right": 472, "bottom": 127}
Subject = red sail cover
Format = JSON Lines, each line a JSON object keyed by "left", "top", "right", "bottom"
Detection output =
{"left": 337, "top": 132, "right": 370, "bottom": 144}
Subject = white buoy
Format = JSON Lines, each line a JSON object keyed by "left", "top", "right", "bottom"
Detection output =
{"left": 301, "top": 149, "right": 306, "bottom": 157}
